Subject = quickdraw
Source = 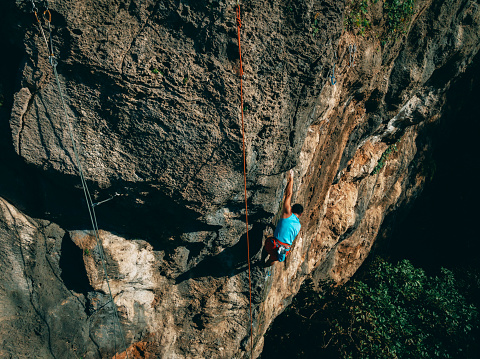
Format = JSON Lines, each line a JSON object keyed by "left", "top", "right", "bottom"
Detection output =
{"left": 349, "top": 44, "right": 357, "bottom": 67}
{"left": 30, "top": 0, "right": 55, "bottom": 65}
{"left": 330, "top": 51, "right": 337, "bottom": 85}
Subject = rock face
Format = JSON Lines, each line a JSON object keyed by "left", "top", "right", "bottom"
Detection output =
{"left": 1, "top": 0, "right": 479, "bottom": 358}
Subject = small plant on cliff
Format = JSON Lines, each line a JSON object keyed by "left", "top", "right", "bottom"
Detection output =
{"left": 83, "top": 248, "right": 90, "bottom": 256}
{"left": 344, "top": 0, "right": 416, "bottom": 41}
{"left": 262, "top": 258, "right": 479, "bottom": 359}
{"left": 151, "top": 68, "right": 163, "bottom": 76}
{"left": 372, "top": 142, "right": 398, "bottom": 174}
{"left": 384, "top": 0, "right": 416, "bottom": 39}
{"left": 345, "top": 0, "right": 376, "bottom": 36}
{"left": 310, "top": 13, "right": 321, "bottom": 38}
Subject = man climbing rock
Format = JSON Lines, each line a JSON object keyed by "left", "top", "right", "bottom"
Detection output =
{"left": 262, "top": 170, "right": 303, "bottom": 266}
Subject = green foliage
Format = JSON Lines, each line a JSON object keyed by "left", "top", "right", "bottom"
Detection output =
{"left": 372, "top": 142, "right": 398, "bottom": 174}
{"left": 183, "top": 76, "right": 189, "bottom": 84}
{"left": 311, "top": 14, "right": 321, "bottom": 38}
{"left": 384, "top": 0, "right": 416, "bottom": 38}
{"left": 262, "top": 259, "right": 479, "bottom": 359}
{"left": 344, "top": 0, "right": 416, "bottom": 41}
{"left": 344, "top": 0, "right": 375, "bottom": 36}
{"left": 83, "top": 248, "right": 90, "bottom": 256}
{"left": 151, "top": 68, "right": 161, "bottom": 75}
{"left": 321, "top": 259, "right": 479, "bottom": 358}
{"left": 454, "top": 267, "right": 480, "bottom": 308}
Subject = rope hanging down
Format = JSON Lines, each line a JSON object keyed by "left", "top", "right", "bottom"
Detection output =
{"left": 30, "top": 2, "right": 129, "bottom": 358}
{"left": 236, "top": 4, "right": 254, "bottom": 358}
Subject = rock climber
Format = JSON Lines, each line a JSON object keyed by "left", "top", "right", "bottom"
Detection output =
{"left": 262, "top": 170, "right": 303, "bottom": 266}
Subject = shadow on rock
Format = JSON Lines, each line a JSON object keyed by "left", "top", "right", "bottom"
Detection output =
{"left": 175, "top": 222, "right": 268, "bottom": 284}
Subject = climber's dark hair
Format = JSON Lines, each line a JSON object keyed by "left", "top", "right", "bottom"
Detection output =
{"left": 292, "top": 204, "right": 304, "bottom": 215}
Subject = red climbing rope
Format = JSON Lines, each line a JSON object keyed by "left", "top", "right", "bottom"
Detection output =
{"left": 236, "top": 4, "right": 254, "bottom": 358}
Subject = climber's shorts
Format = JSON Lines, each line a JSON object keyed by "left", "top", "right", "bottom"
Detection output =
{"left": 264, "top": 237, "right": 290, "bottom": 262}
{"left": 264, "top": 237, "right": 278, "bottom": 261}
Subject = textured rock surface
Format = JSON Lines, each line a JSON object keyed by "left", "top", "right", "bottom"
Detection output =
{"left": 1, "top": 0, "right": 480, "bottom": 358}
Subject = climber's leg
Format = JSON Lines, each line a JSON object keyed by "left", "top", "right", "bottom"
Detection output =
{"left": 263, "top": 237, "right": 278, "bottom": 266}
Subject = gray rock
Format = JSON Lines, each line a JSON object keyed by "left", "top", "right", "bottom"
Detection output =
{"left": 0, "top": 0, "right": 479, "bottom": 357}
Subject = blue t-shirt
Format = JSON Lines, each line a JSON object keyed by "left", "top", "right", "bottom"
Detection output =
{"left": 274, "top": 214, "right": 301, "bottom": 246}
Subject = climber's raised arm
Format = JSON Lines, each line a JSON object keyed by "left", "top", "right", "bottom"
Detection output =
{"left": 282, "top": 170, "right": 294, "bottom": 219}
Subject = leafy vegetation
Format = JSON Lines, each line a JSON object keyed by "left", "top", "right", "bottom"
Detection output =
{"left": 311, "top": 13, "right": 321, "bottom": 38}
{"left": 384, "top": 0, "right": 416, "bottom": 38}
{"left": 344, "top": 0, "right": 375, "bottom": 36}
{"left": 262, "top": 258, "right": 479, "bottom": 359}
{"left": 151, "top": 68, "right": 163, "bottom": 76}
{"left": 344, "top": 0, "right": 416, "bottom": 40}
{"left": 373, "top": 142, "right": 398, "bottom": 174}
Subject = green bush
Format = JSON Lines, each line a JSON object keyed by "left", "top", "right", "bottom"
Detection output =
{"left": 344, "top": 0, "right": 374, "bottom": 36}
{"left": 262, "top": 258, "right": 479, "bottom": 359}
{"left": 344, "top": 0, "right": 416, "bottom": 41}
{"left": 372, "top": 143, "right": 398, "bottom": 174}
{"left": 384, "top": 0, "right": 416, "bottom": 37}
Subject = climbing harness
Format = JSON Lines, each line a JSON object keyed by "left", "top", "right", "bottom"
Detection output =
{"left": 29, "top": 3, "right": 129, "bottom": 358}
{"left": 274, "top": 239, "right": 290, "bottom": 262}
{"left": 277, "top": 246, "right": 288, "bottom": 262}
{"left": 349, "top": 44, "right": 357, "bottom": 67}
{"left": 236, "top": 3, "right": 254, "bottom": 358}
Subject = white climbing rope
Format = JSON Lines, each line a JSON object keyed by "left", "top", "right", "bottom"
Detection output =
{"left": 30, "top": 1, "right": 129, "bottom": 357}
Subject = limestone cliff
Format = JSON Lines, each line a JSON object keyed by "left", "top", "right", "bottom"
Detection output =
{"left": 1, "top": 0, "right": 479, "bottom": 358}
